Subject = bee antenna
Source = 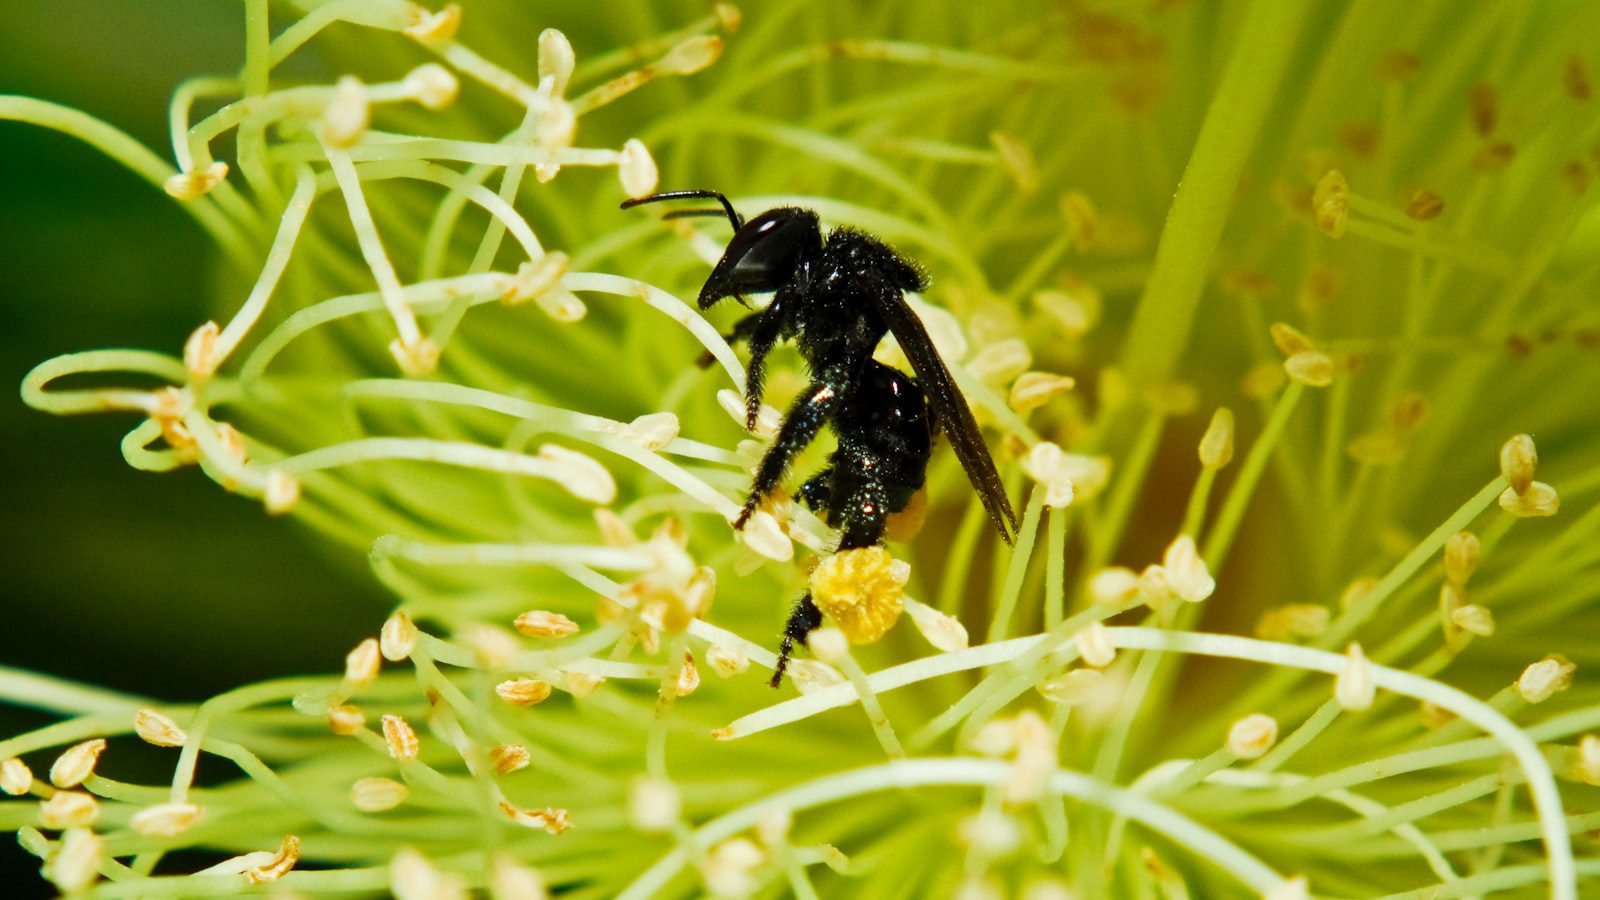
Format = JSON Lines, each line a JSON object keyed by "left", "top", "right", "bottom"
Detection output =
{"left": 620, "top": 189, "right": 744, "bottom": 231}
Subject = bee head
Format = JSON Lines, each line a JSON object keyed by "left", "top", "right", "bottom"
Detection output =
{"left": 697, "top": 207, "right": 821, "bottom": 309}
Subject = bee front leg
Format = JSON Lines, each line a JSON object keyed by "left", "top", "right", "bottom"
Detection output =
{"left": 734, "top": 365, "right": 851, "bottom": 530}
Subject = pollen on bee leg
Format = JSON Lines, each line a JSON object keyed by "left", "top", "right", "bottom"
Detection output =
{"left": 884, "top": 487, "right": 929, "bottom": 542}
{"left": 163, "top": 161, "right": 228, "bottom": 200}
{"left": 809, "top": 547, "right": 908, "bottom": 644}
{"left": 403, "top": 2, "right": 461, "bottom": 45}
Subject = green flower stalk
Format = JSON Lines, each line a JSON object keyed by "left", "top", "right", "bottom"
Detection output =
{"left": 5, "top": 0, "right": 1600, "bottom": 896}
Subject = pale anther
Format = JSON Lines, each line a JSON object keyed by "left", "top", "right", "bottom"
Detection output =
{"left": 134, "top": 709, "right": 188, "bottom": 747}
{"left": 1335, "top": 643, "right": 1375, "bottom": 711}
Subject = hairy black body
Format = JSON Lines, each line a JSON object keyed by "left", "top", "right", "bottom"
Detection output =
{"left": 623, "top": 190, "right": 1019, "bottom": 684}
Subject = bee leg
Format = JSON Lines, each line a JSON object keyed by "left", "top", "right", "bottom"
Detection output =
{"left": 796, "top": 466, "right": 835, "bottom": 516}
{"left": 734, "top": 365, "right": 850, "bottom": 530}
{"left": 770, "top": 593, "right": 822, "bottom": 688}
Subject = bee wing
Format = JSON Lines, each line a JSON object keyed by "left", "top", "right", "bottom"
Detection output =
{"left": 875, "top": 286, "right": 1019, "bottom": 545}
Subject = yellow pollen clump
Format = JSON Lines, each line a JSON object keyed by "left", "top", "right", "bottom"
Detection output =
{"left": 808, "top": 547, "right": 908, "bottom": 644}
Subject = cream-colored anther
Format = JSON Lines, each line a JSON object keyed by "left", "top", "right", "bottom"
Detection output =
{"left": 657, "top": 36, "right": 724, "bottom": 75}
{"left": 537, "top": 444, "right": 616, "bottom": 504}
{"left": 131, "top": 801, "right": 203, "bottom": 837}
{"left": 351, "top": 777, "right": 410, "bottom": 812}
{"left": 1518, "top": 655, "right": 1576, "bottom": 703}
{"left": 1500, "top": 434, "right": 1538, "bottom": 494}
{"left": 629, "top": 776, "right": 680, "bottom": 833}
{"left": 1199, "top": 408, "right": 1234, "bottom": 469}
{"left": 1335, "top": 643, "right": 1375, "bottom": 711}
{"left": 1226, "top": 714, "right": 1278, "bottom": 759}
{"left": 163, "top": 161, "right": 229, "bottom": 200}
{"left": 537, "top": 29, "right": 576, "bottom": 96}
{"left": 50, "top": 739, "right": 106, "bottom": 789}
{"left": 320, "top": 76, "right": 370, "bottom": 148}
{"left": 617, "top": 139, "right": 658, "bottom": 198}
{"left": 1077, "top": 622, "right": 1115, "bottom": 668}
{"left": 382, "top": 715, "right": 420, "bottom": 760}
{"left": 135, "top": 709, "right": 187, "bottom": 747}
{"left": 381, "top": 611, "right": 418, "bottom": 661}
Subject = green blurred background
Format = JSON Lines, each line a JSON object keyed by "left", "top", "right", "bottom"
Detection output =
{"left": 1, "top": 3, "right": 388, "bottom": 887}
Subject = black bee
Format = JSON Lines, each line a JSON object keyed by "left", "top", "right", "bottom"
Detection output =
{"left": 623, "top": 190, "right": 1019, "bottom": 684}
